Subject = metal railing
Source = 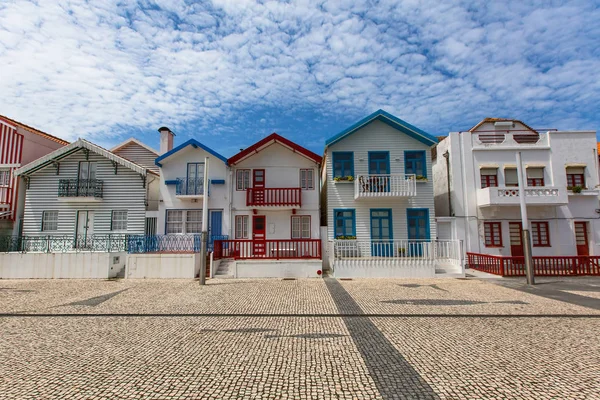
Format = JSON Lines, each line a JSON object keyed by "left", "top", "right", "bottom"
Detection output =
{"left": 213, "top": 239, "right": 321, "bottom": 260}
{"left": 0, "top": 234, "right": 127, "bottom": 253}
{"left": 467, "top": 252, "right": 600, "bottom": 276}
{"left": 176, "top": 178, "right": 208, "bottom": 196}
{"left": 58, "top": 179, "right": 103, "bottom": 198}
{"left": 246, "top": 188, "right": 301, "bottom": 207}
{"left": 355, "top": 174, "right": 417, "bottom": 198}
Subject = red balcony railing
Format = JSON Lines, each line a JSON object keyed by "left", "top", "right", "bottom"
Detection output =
{"left": 214, "top": 239, "right": 320, "bottom": 260}
{"left": 246, "top": 188, "right": 301, "bottom": 207}
{"left": 467, "top": 252, "right": 600, "bottom": 276}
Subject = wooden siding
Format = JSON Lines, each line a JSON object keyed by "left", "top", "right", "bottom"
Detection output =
{"left": 112, "top": 142, "right": 159, "bottom": 174}
{"left": 22, "top": 150, "right": 147, "bottom": 235}
{"left": 0, "top": 122, "right": 24, "bottom": 221}
{"left": 326, "top": 119, "right": 436, "bottom": 240}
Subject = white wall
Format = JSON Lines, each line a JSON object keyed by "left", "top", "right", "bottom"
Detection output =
{"left": 126, "top": 253, "right": 200, "bottom": 278}
{"left": 235, "top": 260, "right": 322, "bottom": 278}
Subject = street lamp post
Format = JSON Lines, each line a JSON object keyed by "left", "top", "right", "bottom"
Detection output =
{"left": 516, "top": 151, "right": 535, "bottom": 285}
{"left": 199, "top": 157, "right": 209, "bottom": 286}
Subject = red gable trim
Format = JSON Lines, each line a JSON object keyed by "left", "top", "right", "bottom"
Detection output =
{"left": 228, "top": 133, "right": 322, "bottom": 165}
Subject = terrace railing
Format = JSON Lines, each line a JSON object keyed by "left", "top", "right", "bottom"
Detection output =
{"left": 0, "top": 234, "right": 127, "bottom": 253}
{"left": 176, "top": 178, "right": 208, "bottom": 196}
{"left": 246, "top": 188, "right": 302, "bottom": 207}
{"left": 213, "top": 239, "right": 321, "bottom": 260}
{"left": 467, "top": 252, "right": 600, "bottom": 276}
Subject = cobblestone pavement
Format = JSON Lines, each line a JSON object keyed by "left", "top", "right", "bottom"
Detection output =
{"left": 1, "top": 277, "right": 599, "bottom": 399}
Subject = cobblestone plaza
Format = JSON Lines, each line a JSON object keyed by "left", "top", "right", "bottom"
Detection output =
{"left": 1, "top": 277, "right": 599, "bottom": 399}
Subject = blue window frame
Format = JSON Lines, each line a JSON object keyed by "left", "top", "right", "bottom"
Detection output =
{"left": 368, "top": 152, "right": 390, "bottom": 174}
{"left": 332, "top": 152, "right": 354, "bottom": 178}
{"left": 404, "top": 151, "right": 427, "bottom": 178}
{"left": 407, "top": 208, "right": 430, "bottom": 240}
{"left": 334, "top": 209, "right": 355, "bottom": 238}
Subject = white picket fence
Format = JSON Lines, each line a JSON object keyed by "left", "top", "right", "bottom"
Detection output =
{"left": 330, "top": 240, "right": 462, "bottom": 278}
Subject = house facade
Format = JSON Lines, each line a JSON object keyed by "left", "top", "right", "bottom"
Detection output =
{"left": 13, "top": 138, "right": 159, "bottom": 247}
{"left": 433, "top": 118, "right": 600, "bottom": 258}
{"left": 0, "top": 116, "right": 68, "bottom": 236}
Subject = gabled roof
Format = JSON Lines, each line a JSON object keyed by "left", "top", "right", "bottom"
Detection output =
{"left": 325, "top": 109, "right": 438, "bottom": 147}
{"left": 14, "top": 138, "right": 157, "bottom": 177}
{"left": 111, "top": 137, "right": 159, "bottom": 155}
{"left": 154, "top": 139, "right": 228, "bottom": 167}
{"left": 0, "top": 115, "right": 69, "bottom": 145}
{"left": 468, "top": 118, "right": 538, "bottom": 133}
{"left": 228, "top": 133, "right": 322, "bottom": 165}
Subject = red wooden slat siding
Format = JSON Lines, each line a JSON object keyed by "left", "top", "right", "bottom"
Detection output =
{"left": 246, "top": 188, "right": 301, "bottom": 207}
{"left": 214, "top": 239, "right": 321, "bottom": 260}
{"left": 467, "top": 252, "right": 600, "bottom": 276}
{"left": 0, "top": 122, "right": 24, "bottom": 221}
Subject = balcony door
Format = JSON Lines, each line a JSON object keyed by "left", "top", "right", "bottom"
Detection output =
{"left": 575, "top": 222, "right": 589, "bottom": 256}
{"left": 509, "top": 222, "right": 524, "bottom": 257}
{"left": 187, "top": 163, "right": 204, "bottom": 195}
{"left": 407, "top": 209, "right": 429, "bottom": 256}
{"left": 252, "top": 215, "right": 266, "bottom": 256}
{"left": 371, "top": 209, "right": 393, "bottom": 256}
{"left": 78, "top": 162, "right": 97, "bottom": 196}
{"left": 368, "top": 152, "right": 390, "bottom": 193}
{"left": 75, "top": 210, "right": 94, "bottom": 248}
{"left": 252, "top": 169, "right": 265, "bottom": 204}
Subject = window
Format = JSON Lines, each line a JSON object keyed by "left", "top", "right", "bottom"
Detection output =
{"left": 236, "top": 169, "right": 250, "bottom": 190}
{"left": 334, "top": 209, "right": 355, "bottom": 238}
{"left": 235, "top": 215, "right": 249, "bottom": 239}
{"left": 292, "top": 216, "right": 311, "bottom": 239}
{"left": 186, "top": 210, "right": 202, "bottom": 234}
{"left": 480, "top": 168, "right": 498, "bottom": 188}
{"left": 166, "top": 210, "right": 184, "bottom": 234}
{"left": 300, "top": 169, "right": 314, "bottom": 190}
{"left": 531, "top": 222, "right": 550, "bottom": 247}
{"left": 332, "top": 152, "right": 354, "bottom": 178}
{"left": 111, "top": 211, "right": 128, "bottom": 231}
{"left": 566, "top": 167, "right": 585, "bottom": 188}
{"left": 78, "top": 161, "right": 97, "bottom": 180}
{"left": 527, "top": 167, "right": 544, "bottom": 187}
{"left": 0, "top": 169, "right": 10, "bottom": 186}
{"left": 42, "top": 211, "right": 59, "bottom": 232}
{"left": 405, "top": 151, "right": 427, "bottom": 178}
{"left": 504, "top": 168, "right": 519, "bottom": 187}
{"left": 484, "top": 222, "right": 502, "bottom": 247}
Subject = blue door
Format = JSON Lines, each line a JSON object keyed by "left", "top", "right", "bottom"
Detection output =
{"left": 407, "top": 209, "right": 430, "bottom": 256}
{"left": 208, "top": 210, "right": 223, "bottom": 250}
{"left": 370, "top": 209, "right": 393, "bottom": 256}
{"left": 368, "top": 152, "right": 390, "bottom": 193}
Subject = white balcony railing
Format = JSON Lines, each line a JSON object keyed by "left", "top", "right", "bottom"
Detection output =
{"left": 477, "top": 186, "right": 568, "bottom": 207}
{"left": 354, "top": 174, "right": 417, "bottom": 199}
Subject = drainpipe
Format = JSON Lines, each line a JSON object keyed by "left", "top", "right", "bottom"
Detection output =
{"left": 443, "top": 151, "right": 453, "bottom": 216}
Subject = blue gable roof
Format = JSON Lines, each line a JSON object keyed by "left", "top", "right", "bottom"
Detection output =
{"left": 155, "top": 139, "right": 228, "bottom": 167}
{"left": 325, "top": 109, "right": 438, "bottom": 147}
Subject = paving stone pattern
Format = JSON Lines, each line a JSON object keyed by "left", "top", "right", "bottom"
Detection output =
{"left": 1, "top": 277, "right": 599, "bottom": 399}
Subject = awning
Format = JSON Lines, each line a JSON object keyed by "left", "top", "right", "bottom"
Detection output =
{"left": 525, "top": 164, "right": 546, "bottom": 168}
{"left": 503, "top": 164, "right": 517, "bottom": 169}
{"left": 478, "top": 164, "right": 498, "bottom": 169}
{"left": 565, "top": 163, "right": 587, "bottom": 168}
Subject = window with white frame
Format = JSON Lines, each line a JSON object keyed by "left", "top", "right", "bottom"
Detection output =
{"left": 236, "top": 169, "right": 250, "bottom": 190}
{"left": 42, "top": 211, "right": 59, "bottom": 232}
{"left": 186, "top": 210, "right": 202, "bottom": 234}
{"left": 291, "top": 215, "right": 311, "bottom": 239}
{"left": 0, "top": 169, "right": 10, "bottom": 186}
{"left": 111, "top": 210, "right": 128, "bottom": 231}
{"left": 235, "top": 215, "right": 249, "bottom": 239}
{"left": 300, "top": 169, "right": 314, "bottom": 190}
{"left": 166, "top": 210, "right": 184, "bottom": 234}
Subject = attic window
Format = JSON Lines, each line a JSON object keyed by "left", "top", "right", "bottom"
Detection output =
{"left": 494, "top": 121, "right": 514, "bottom": 128}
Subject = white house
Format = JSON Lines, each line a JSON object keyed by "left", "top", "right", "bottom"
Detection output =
{"left": 322, "top": 110, "right": 461, "bottom": 278}
{"left": 433, "top": 118, "right": 600, "bottom": 263}
{"left": 218, "top": 133, "right": 323, "bottom": 278}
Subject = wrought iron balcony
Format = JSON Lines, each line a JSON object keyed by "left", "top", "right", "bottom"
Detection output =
{"left": 58, "top": 179, "right": 103, "bottom": 198}
{"left": 176, "top": 178, "right": 208, "bottom": 197}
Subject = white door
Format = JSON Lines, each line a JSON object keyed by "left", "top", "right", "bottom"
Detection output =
{"left": 76, "top": 211, "right": 94, "bottom": 248}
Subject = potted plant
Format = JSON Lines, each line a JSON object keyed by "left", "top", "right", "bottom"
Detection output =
{"left": 415, "top": 175, "right": 428, "bottom": 182}
{"left": 568, "top": 185, "right": 584, "bottom": 193}
{"left": 398, "top": 247, "right": 406, "bottom": 257}
{"left": 334, "top": 175, "right": 354, "bottom": 182}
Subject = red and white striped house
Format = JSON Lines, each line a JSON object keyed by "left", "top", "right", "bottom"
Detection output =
{"left": 0, "top": 116, "right": 68, "bottom": 235}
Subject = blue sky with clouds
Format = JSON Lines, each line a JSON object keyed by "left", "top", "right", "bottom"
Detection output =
{"left": 1, "top": 0, "right": 599, "bottom": 156}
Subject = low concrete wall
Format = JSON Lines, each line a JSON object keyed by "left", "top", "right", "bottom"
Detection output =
{"left": 126, "top": 253, "right": 199, "bottom": 279}
{"left": 0, "top": 252, "right": 125, "bottom": 279}
{"left": 235, "top": 260, "right": 322, "bottom": 278}
{"left": 333, "top": 260, "right": 436, "bottom": 278}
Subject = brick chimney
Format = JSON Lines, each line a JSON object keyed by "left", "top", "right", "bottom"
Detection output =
{"left": 158, "top": 126, "right": 175, "bottom": 154}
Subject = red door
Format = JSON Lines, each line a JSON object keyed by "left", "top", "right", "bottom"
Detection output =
{"left": 575, "top": 222, "right": 589, "bottom": 256}
{"left": 509, "top": 222, "right": 524, "bottom": 257}
{"left": 252, "top": 215, "right": 266, "bottom": 256}
{"left": 252, "top": 169, "right": 265, "bottom": 204}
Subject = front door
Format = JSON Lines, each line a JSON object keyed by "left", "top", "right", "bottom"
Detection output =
{"left": 368, "top": 152, "right": 390, "bottom": 193}
{"left": 76, "top": 210, "right": 94, "bottom": 248}
{"left": 252, "top": 215, "right": 266, "bottom": 256}
{"left": 509, "top": 222, "right": 524, "bottom": 257}
{"left": 575, "top": 222, "right": 589, "bottom": 256}
{"left": 371, "top": 209, "right": 393, "bottom": 256}
{"left": 209, "top": 210, "right": 223, "bottom": 248}
{"left": 407, "top": 209, "right": 429, "bottom": 256}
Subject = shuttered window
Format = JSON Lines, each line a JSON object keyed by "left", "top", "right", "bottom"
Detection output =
{"left": 480, "top": 168, "right": 498, "bottom": 188}
{"left": 300, "top": 169, "right": 314, "bottom": 190}
{"left": 527, "top": 167, "right": 544, "bottom": 187}
{"left": 292, "top": 216, "right": 311, "bottom": 239}
{"left": 484, "top": 222, "right": 502, "bottom": 247}
{"left": 235, "top": 215, "right": 249, "bottom": 239}
{"left": 505, "top": 168, "right": 519, "bottom": 187}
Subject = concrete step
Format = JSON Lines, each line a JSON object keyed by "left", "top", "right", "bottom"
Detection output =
{"left": 213, "top": 274, "right": 234, "bottom": 279}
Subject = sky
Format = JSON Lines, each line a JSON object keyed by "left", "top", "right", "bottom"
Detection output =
{"left": 1, "top": 0, "right": 599, "bottom": 157}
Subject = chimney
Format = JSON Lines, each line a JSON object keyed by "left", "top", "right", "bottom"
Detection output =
{"left": 158, "top": 126, "right": 175, "bottom": 154}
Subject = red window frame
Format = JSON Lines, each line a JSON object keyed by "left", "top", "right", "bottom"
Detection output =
{"left": 566, "top": 174, "right": 584, "bottom": 188}
{"left": 531, "top": 221, "right": 550, "bottom": 247}
{"left": 480, "top": 174, "right": 498, "bottom": 188}
{"left": 484, "top": 222, "right": 502, "bottom": 247}
{"left": 527, "top": 178, "right": 544, "bottom": 187}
